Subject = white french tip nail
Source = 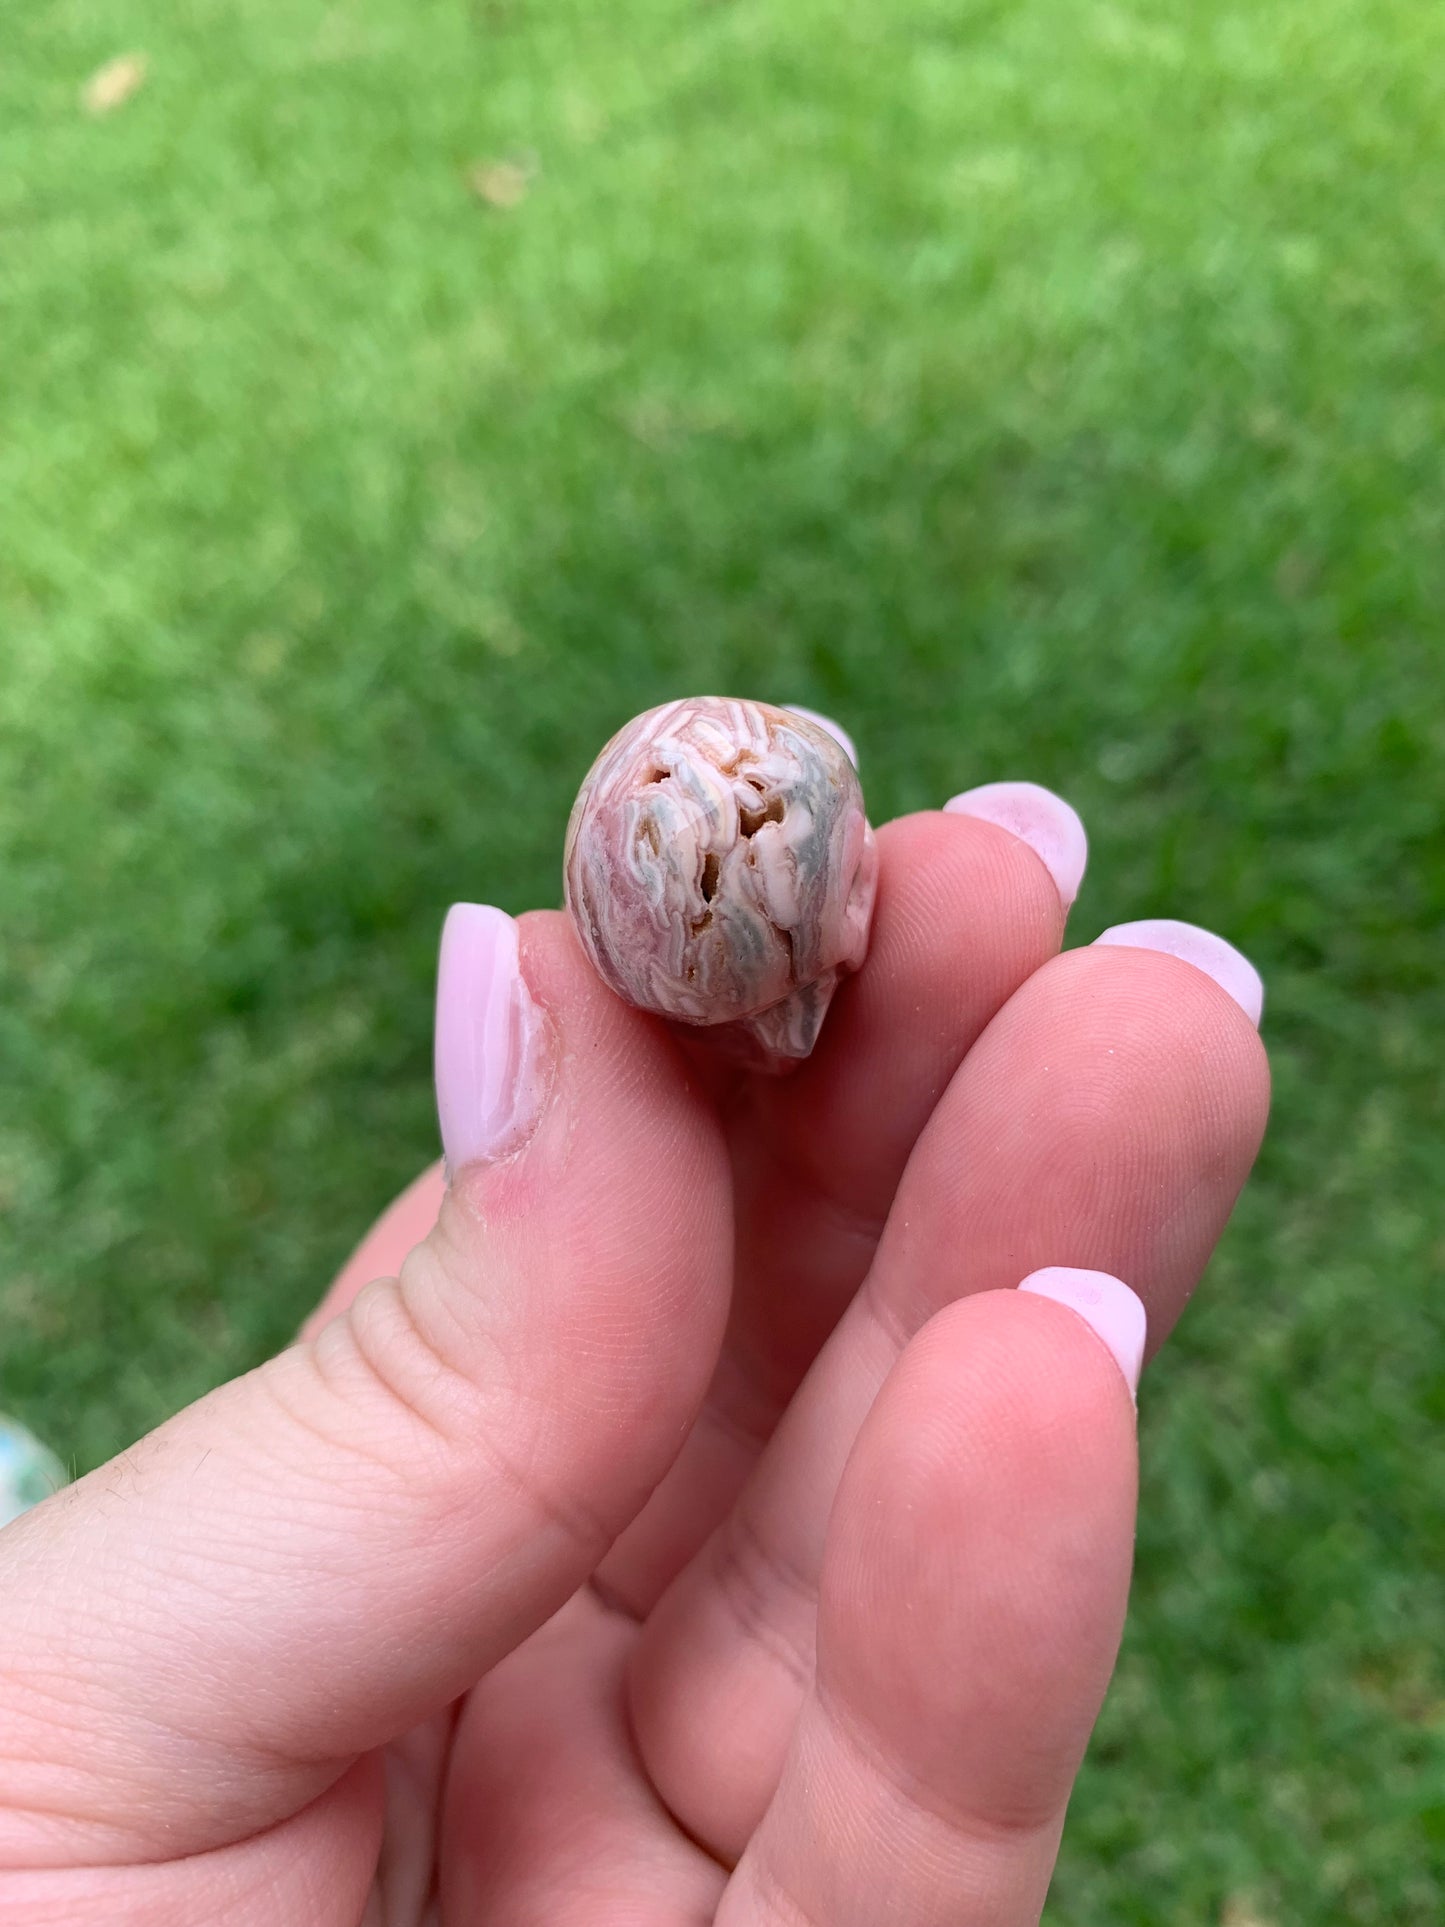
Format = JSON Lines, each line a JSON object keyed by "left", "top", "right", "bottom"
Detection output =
{"left": 1093, "top": 918, "right": 1264, "bottom": 1026}
{"left": 785, "top": 705, "right": 857, "bottom": 768}
{"left": 943, "top": 781, "right": 1089, "bottom": 909}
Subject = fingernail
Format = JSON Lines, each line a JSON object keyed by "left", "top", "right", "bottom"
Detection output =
{"left": 943, "top": 781, "right": 1088, "bottom": 909}
{"left": 1093, "top": 918, "right": 1264, "bottom": 1026}
{"left": 435, "top": 904, "right": 548, "bottom": 1174}
{"left": 1019, "top": 1267, "right": 1147, "bottom": 1400}
{"left": 785, "top": 705, "right": 858, "bottom": 768}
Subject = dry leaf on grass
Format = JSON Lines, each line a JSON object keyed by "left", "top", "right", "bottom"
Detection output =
{"left": 1222, "top": 1900, "right": 1276, "bottom": 1927}
{"left": 82, "top": 53, "right": 148, "bottom": 116}
{"left": 468, "top": 159, "right": 532, "bottom": 209}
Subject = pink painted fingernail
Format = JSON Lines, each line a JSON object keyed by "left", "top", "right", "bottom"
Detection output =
{"left": 435, "top": 905, "right": 548, "bottom": 1175}
{"left": 943, "top": 781, "right": 1088, "bottom": 908}
{"left": 1093, "top": 918, "right": 1264, "bottom": 1026}
{"left": 1019, "top": 1267, "right": 1147, "bottom": 1400}
{"left": 785, "top": 705, "right": 858, "bottom": 768}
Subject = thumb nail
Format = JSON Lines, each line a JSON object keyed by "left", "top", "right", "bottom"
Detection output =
{"left": 435, "top": 905, "right": 549, "bottom": 1175}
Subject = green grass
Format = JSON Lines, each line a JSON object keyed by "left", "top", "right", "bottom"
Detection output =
{"left": 3, "top": 0, "right": 1443, "bottom": 1915}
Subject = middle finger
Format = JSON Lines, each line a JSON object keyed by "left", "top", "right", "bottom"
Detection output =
{"left": 632, "top": 932, "right": 1269, "bottom": 1859}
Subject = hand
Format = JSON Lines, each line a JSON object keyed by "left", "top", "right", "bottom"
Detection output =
{"left": 0, "top": 792, "right": 1268, "bottom": 1925}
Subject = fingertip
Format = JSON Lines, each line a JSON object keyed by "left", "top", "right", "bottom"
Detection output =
{"left": 1018, "top": 1267, "right": 1146, "bottom": 1401}
{"left": 943, "top": 781, "right": 1088, "bottom": 910}
{"left": 1093, "top": 918, "right": 1264, "bottom": 1027}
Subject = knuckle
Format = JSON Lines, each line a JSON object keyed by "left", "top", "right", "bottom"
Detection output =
{"left": 711, "top": 1507, "right": 817, "bottom": 1692}
{"left": 293, "top": 1267, "right": 617, "bottom": 1567}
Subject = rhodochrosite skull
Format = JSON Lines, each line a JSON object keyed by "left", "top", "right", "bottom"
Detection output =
{"left": 563, "top": 697, "right": 878, "bottom": 1070}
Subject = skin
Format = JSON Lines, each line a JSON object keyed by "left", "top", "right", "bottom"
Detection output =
{"left": 0, "top": 807, "right": 1269, "bottom": 1924}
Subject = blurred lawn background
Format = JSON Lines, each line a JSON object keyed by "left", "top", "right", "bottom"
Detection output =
{"left": 3, "top": 0, "right": 1443, "bottom": 1916}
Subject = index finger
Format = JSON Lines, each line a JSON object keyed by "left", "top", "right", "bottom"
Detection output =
{"left": 598, "top": 790, "right": 1083, "bottom": 1611}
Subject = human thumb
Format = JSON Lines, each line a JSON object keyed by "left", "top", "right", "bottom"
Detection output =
{"left": 0, "top": 908, "right": 732, "bottom": 1866}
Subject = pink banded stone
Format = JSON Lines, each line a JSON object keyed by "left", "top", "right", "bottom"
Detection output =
{"left": 563, "top": 697, "right": 878, "bottom": 1069}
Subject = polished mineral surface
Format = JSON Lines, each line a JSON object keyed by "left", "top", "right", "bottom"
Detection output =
{"left": 563, "top": 697, "right": 877, "bottom": 1066}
